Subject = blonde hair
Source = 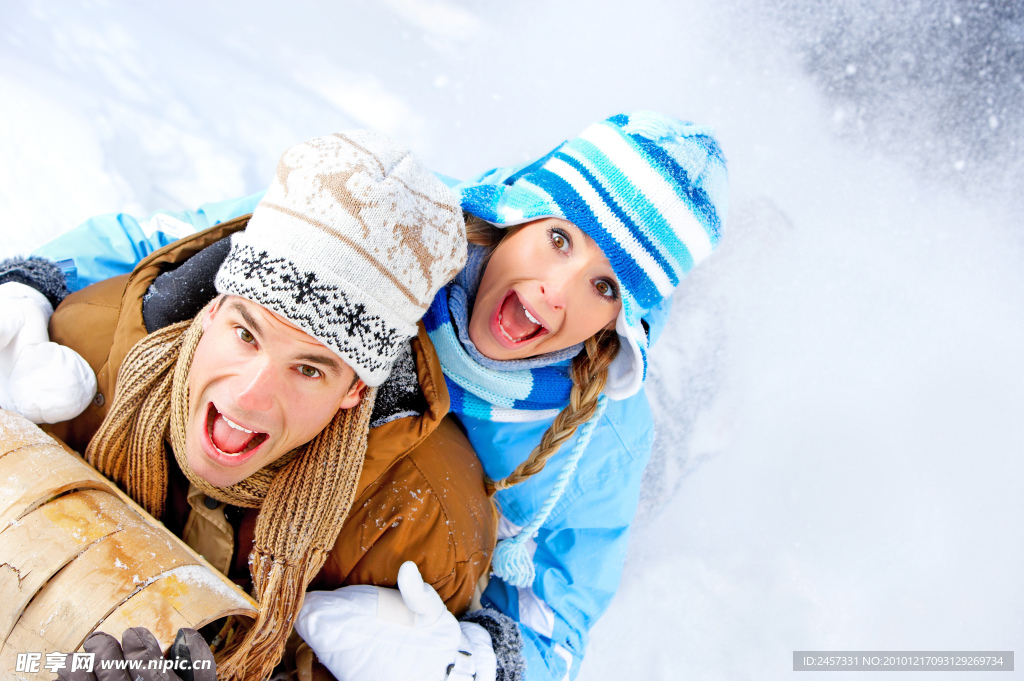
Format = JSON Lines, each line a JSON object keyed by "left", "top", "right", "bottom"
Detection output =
{"left": 465, "top": 214, "right": 622, "bottom": 495}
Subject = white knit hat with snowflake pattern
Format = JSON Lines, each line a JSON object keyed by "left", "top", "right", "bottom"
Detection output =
{"left": 215, "top": 131, "right": 467, "bottom": 386}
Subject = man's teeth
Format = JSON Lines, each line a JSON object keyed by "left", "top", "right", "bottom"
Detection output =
{"left": 523, "top": 305, "right": 540, "bottom": 326}
{"left": 222, "top": 414, "right": 255, "bottom": 434}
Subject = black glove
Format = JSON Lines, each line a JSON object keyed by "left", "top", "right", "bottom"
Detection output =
{"left": 56, "top": 627, "right": 216, "bottom": 681}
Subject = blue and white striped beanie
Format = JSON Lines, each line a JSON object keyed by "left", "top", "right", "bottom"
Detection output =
{"left": 456, "top": 111, "right": 728, "bottom": 399}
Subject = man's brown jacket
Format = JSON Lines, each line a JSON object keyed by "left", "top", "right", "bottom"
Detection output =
{"left": 43, "top": 216, "right": 495, "bottom": 615}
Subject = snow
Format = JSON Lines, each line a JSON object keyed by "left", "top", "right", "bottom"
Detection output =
{"left": 0, "top": 409, "right": 47, "bottom": 447}
{"left": 158, "top": 564, "right": 249, "bottom": 605}
{"left": 1, "top": 1, "right": 1022, "bottom": 679}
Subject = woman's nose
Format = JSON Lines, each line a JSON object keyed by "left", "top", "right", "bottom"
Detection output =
{"left": 538, "top": 282, "right": 566, "bottom": 310}
{"left": 539, "top": 269, "right": 575, "bottom": 311}
{"left": 233, "top": 359, "right": 276, "bottom": 412}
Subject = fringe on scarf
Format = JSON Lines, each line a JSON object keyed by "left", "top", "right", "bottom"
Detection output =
{"left": 86, "top": 302, "right": 376, "bottom": 680}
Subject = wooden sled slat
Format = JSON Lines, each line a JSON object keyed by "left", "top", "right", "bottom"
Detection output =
{"left": 93, "top": 565, "right": 259, "bottom": 651}
{"left": 0, "top": 443, "right": 117, "bottom": 530}
{"left": 0, "top": 411, "right": 54, "bottom": 457}
{"left": 2, "top": 507, "right": 199, "bottom": 660}
{"left": 0, "top": 410, "right": 258, "bottom": 680}
{"left": 5, "top": 625, "right": 50, "bottom": 681}
{"left": 0, "top": 490, "right": 130, "bottom": 642}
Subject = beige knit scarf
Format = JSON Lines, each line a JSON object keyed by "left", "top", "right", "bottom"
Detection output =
{"left": 86, "top": 305, "right": 376, "bottom": 680}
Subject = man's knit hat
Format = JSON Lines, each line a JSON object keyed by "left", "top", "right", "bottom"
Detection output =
{"left": 215, "top": 131, "right": 467, "bottom": 386}
{"left": 455, "top": 111, "right": 728, "bottom": 399}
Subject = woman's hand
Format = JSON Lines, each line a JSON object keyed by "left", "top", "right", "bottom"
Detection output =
{"left": 55, "top": 627, "right": 216, "bottom": 681}
{"left": 296, "top": 561, "right": 496, "bottom": 681}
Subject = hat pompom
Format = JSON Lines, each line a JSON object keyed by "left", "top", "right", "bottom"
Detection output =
{"left": 491, "top": 537, "right": 535, "bottom": 588}
{"left": 620, "top": 110, "right": 715, "bottom": 142}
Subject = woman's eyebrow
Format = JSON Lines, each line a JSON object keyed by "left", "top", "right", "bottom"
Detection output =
{"left": 566, "top": 222, "right": 597, "bottom": 248}
{"left": 231, "top": 301, "right": 265, "bottom": 337}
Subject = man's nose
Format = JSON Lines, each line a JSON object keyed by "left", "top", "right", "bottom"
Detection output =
{"left": 233, "top": 359, "right": 276, "bottom": 412}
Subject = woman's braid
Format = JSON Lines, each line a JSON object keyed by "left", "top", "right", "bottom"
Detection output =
{"left": 487, "top": 329, "right": 620, "bottom": 494}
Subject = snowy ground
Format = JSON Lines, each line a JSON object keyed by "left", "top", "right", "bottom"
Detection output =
{"left": 2, "top": 1, "right": 1022, "bottom": 679}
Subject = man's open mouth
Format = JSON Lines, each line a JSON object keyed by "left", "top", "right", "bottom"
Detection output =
{"left": 495, "top": 290, "right": 548, "bottom": 344}
{"left": 205, "top": 402, "right": 268, "bottom": 457}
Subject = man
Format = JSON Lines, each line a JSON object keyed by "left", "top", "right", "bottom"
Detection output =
{"left": 0, "top": 131, "right": 497, "bottom": 680}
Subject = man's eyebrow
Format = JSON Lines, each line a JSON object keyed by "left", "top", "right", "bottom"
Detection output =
{"left": 230, "top": 300, "right": 342, "bottom": 375}
{"left": 230, "top": 301, "right": 264, "bottom": 338}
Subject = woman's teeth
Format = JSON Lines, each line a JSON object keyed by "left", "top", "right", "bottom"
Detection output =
{"left": 497, "top": 293, "right": 545, "bottom": 343}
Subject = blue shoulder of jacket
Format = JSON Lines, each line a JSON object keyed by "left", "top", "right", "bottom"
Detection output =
{"left": 32, "top": 192, "right": 264, "bottom": 290}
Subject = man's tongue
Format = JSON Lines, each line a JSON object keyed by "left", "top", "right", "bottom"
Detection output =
{"left": 211, "top": 413, "right": 257, "bottom": 454}
{"left": 500, "top": 292, "right": 541, "bottom": 341}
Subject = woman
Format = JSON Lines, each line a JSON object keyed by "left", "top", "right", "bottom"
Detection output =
{"left": 5, "top": 111, "right": 727, "bottom": 680}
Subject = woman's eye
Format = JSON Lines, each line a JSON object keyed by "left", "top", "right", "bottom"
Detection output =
{"left": 236, "top": 327, "right": 255, "bottom": 343}
{"left": 549, "top": 228, "right": 570, "bottom": 252}
{"left": 594, "top": 279, "right": 617, "bottom": 299}
{"left": 299, "top": 365, "right": 321, "bottom": 379}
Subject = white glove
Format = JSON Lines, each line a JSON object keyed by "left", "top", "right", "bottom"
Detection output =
{"left": 295, "top": 561, "right": 496, "bottom": 681}
{"left": 0, "top": 282, "right": 96, "bottom": 423}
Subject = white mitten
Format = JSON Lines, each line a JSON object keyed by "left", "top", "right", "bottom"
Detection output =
{"left": 0, "top": 282, "right": 96, "bottom": 423}
{"left": 295, "top": 561, "right": 496, "bottom": 681}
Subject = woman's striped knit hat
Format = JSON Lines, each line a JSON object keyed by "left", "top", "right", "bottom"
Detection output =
{"left": 457, "top": 111, "right": 728, "bottom": 399}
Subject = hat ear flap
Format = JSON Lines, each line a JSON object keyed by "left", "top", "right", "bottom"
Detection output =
{"left": 603, "top": 306, "right": 646, "bottom": 400}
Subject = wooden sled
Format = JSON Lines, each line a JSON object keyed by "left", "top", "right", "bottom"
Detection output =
{"left": 0, "top": 410, "right": 257, "bottom": 680}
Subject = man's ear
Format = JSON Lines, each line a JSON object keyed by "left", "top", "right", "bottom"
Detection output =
{"left": 202, "top": 295, "right": 226, "bottom": 331}
{"left": 338, "top": 378, "right": 367, "bottom": 411}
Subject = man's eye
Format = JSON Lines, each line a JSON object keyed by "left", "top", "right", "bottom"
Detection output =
{"left": 236, "top": 327, "right": 255, "bottom": 343}
{"left": 299, "top": 365, "right": 321, "bottom": 379}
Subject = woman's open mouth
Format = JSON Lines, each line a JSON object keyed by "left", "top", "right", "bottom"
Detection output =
{"left": 202, "top": 402, "right": 269, "bottom": 464}
{"left": 490, "top": 290, "right": 549, "bottom": 349}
